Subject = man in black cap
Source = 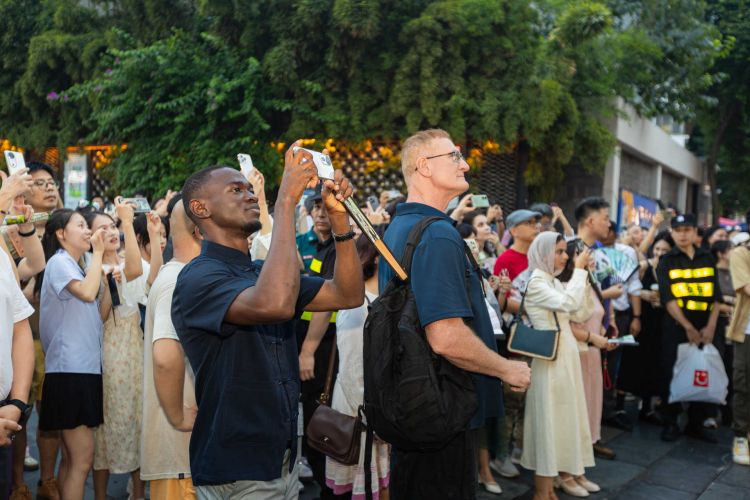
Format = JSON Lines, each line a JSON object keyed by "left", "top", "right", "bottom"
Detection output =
{"left": 657, "top": 213, "right": 722, "bottom": 442}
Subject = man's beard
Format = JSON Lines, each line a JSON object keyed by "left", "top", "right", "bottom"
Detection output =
{"left": 242, "top": 220, "right": 263, "bottom": 235}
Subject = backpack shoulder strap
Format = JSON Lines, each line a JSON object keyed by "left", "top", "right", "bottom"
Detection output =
{"left": 400, "top": 216, "right": 446, "bottom": 279}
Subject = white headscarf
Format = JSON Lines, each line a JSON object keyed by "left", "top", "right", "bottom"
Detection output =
{"left": 527, "top": 231, "right": 564, "bottom": 276}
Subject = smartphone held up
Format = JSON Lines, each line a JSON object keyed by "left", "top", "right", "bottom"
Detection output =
{"left": 286, "top": 146, "right": 407, "bottom": 281}
{"left": 3, "top": 150, "right": 26, "bottom": 175}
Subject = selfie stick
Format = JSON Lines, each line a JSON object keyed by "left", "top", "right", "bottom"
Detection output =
{"left": 340, "top": 197, "right": 408, "bottom": 281}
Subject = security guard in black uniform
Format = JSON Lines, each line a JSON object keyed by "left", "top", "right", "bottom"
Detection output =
{"left": 657, "top": 214, "right": 722, "bottom": 443}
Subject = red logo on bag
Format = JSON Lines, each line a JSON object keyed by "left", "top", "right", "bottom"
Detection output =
{"left": 693, "top": 370, "right": 709, "bottom": 387}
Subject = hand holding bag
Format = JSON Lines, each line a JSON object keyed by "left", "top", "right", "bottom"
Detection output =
{"left": 306, "top": 335, "right": 364, "bottom": 465}
{"left": 668, "top": 342, "right": 728, "bottom": 405}
{"left": 507, "top": 278, "right": 561, "bottom": 360}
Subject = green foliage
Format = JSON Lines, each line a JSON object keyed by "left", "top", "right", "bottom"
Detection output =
{"left": 693, "top": 0, "right": 750, "bottom": 216}
{"left": 0, "top": 0, "right": 724, "bottom": 199}
{"left": 65, "top": 31, "right": 281, "bottom": 196}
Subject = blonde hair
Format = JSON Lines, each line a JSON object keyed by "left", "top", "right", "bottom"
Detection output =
{"left": 400, "top": 129, "right": 452, "bottom": 183}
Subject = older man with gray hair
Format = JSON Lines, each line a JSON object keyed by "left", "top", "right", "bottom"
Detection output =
{"left": 379, "top": 129, "right": 531, "bottom": 499}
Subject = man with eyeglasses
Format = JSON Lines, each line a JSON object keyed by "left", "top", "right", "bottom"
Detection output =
{"left": 379, "top": 129, "right": 531, "bottom": 499}
{"left": 10, "top": 161, "right": 63, "bottom": 500}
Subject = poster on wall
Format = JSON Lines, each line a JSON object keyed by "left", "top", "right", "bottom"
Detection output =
{"left": 64, "top": 153, "right": 88, "bottom": 209}
{"left": 618, "top": 188, "right": 658, "bottom": 229}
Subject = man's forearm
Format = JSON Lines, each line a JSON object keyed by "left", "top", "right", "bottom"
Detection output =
{"left": 17, "top": 232, "right": 45, "bottom": 280}
{"left": 10, "top": 320, "right": 34, "bottom": 403}
{"left": 328, "top": 215, "right": 365, "bottom": 300}
{"left": 630, "top": 295, "right": 642, "bottom": 317}
{"left": 427, "top": 320, "right": 511, "bottom": 381}
{"left": 153, "top": 339, "right": 187, "bottom": 427}
{"left": 301, "top": 312, "right": 332, "bottom": 356}
{"left": 255, "top": 198, "right": 301, "bottom": 307}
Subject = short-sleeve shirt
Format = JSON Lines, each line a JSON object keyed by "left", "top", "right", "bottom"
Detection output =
{"left": 171, "top": 240, "right": 324, "bottom": 485}
{"left": 0, "top": 250, "right": 34, "bottom": 399}
{"left": 379, "top": 202, "right": 503, "bottom": 429}
{"left": 657, "top": 245, "right": 720, "bottom": 329}
{"left": 141, "top": 260, "right": 195, "bottom": 480}
{"left": 493, "top": 248, "right": 528, "bottom": 281}
{"left": 296, "top": 229, "right": 334, "bottom": 274}
{"left": 40, "top": 249, "right": 103, "bottom": 374}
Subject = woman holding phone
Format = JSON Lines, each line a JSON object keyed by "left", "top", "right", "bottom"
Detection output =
{"left": 519, "top": 232, "right": 595, "bottom": 500}
{"left": 83, "top": 199, "right": 161, "bottom": 500}
{"left": 37, "top": 209, "right": 111, "bottom": 500}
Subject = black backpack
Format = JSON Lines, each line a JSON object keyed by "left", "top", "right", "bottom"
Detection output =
{"left": 362, "top": 216, "right": 479, "bottom": 456}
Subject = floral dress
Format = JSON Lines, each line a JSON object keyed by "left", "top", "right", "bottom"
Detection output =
{"left": 93, "top": 263, "right": 145, "bottom": 473}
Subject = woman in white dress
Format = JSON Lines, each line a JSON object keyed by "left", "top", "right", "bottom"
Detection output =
{"left": 520, "top": 232, "right": 596, "bottom": 500}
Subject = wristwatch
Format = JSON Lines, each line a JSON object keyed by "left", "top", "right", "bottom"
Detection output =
{"left": 0, "top": 399, "right": 32, "bottom": 425}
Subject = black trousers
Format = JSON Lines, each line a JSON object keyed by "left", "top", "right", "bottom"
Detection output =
{"left": 0, "top": 446, "right": 10, "bottom": 500}
{"left": 391, "top": 430, "right": 477, "bottom": 500}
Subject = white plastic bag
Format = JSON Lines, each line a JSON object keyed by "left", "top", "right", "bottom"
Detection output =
{"left": 669, "top": 343, "right": 728, "bottom": 404}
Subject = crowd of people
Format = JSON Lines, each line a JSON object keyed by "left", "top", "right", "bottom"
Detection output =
{"left": 0, "top": 128, "right": 749, "bottom": 500}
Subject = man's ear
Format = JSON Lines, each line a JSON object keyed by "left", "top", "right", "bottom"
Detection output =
{"left": 414, "top": 157, "right": 431, "bottom": 178}
{"left": 189, "top": 199, "right": 210, "bottom": 220}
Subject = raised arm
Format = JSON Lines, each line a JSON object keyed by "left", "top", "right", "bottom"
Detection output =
{"left": 66, "top": 229, "right": 106, "bottom": 302}
{"left": 224, "top": 142, "right": 317, "bottom": 324}
{"left": 145, "top": 212, "right": 164, "bottom": 286}
{"left": 115, "top": 198, "right": 144, "bottom": 282}
{"left": 303, "top": 171, "right": 364, "bottom": 312}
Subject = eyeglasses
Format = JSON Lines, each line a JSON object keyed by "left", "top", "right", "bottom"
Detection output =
{"left": 425, "top": 150, "right": 464, "bottom": 164}
{"left": 32, "top": 179, "right": 59, "bottom": 189}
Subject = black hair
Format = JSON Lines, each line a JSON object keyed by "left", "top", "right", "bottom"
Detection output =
{"left": 557, "top": 240, "right": 579, "bottom": 283}
{"left": 26, "top": 161, "right": 55, "bottom": 179}
{"left": 711, "top": 240, "right": 732, "bottom": 260}
{"left": 33, "top": 209, "right": 81, "bottom": 297}
{"left": 166, "top": 193, "right": 183, "bottom": 218}
{"left": 529, "top": 203, "right": 553, "bottom": 218}
{"left": 357, "top": 225, "right": 386, "bottom": 280}
{"left": 82, "top": 210, "right": 114, "bottom": 230}
{"left": 461, "top": 210, "right": 485, "bottom": 227}
{"left": 574, "top": 197, "right": 610, "bottom": 225}
{"left": 457, "top": 223, "right": 476, "bottom": 239}
{"left": 181, "top": 165, "right": 225, "bottom": 227}
{"left": 558, "top": 238, "right": 605, "bottom": 304}
{"left": 133, "top": 213, "right": 168, "bottom": 249}
{"left": 647, "top": 230, "right": 674, "bottom": 258}
{"left": 702, "top": 225, "right": 727, "bottom": 249}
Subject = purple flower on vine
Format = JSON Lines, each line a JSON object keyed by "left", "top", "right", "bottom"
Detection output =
{"left": 47, "top": 91, "right": 59, "bottom": 101}
{"left": 105, "top": 68, "right": 113, "bottom": 76}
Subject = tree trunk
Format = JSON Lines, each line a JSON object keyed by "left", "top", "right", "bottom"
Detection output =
{"left": 706, "top": 104, "right": 735, "bottom": 224}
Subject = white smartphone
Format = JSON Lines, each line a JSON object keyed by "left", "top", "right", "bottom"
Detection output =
{"left": 471, "top": 194, "right": 490, "bottom": 208}
{"left": 292, "top": 147, "right": 335, "bottom": 180}
{"left": 3, "top": 151, "right": 26, "bottom": 175}
{"left": 237, "top": 153, "right": 255, "bottom": 177}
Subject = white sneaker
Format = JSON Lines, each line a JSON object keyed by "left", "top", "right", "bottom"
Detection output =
{"left": 298, "top": 456, "right": 314, "bottom": 479}
{"left": 733, "top": 437, "right": 750, "bottom": 465}
{"left": 23, "top": 446, "right": 39, "bottom": 471}
{"left": 490, "top": 457, "right": 520, "bottom": 478}
{"left": 703, "top": 417, "right": 718, "bottom": 429}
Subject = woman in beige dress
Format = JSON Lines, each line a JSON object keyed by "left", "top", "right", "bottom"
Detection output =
{"left": 520, "top": 232, "right": 596, "bottom": 500}
{"left": 84, "top": 201, "right": 164, "bottom": 500}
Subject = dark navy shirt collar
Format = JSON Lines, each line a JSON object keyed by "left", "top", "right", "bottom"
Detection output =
{"left": 395, "top": 202, "right": 452, "bottom": 221}
{"left": 201, "top": 239, "right": 252, "bottom": 266}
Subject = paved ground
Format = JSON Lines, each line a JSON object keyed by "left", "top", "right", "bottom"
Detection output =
{"left": 15, "top": 402, "right": 750, "bottom": 499}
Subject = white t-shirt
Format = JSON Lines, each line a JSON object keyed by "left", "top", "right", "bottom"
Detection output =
{"left": 140, "top": 260, "right": 195, "bottom": 480}
{"left": 0, "top": 250, "right": 34, "bottom": 399}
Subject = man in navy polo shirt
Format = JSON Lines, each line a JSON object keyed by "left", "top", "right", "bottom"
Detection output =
{"left": 379, "top": 129, "right": 531, "bottom": 500}
{"left": 171, "top": 141, "right": 364, "bottom": 499}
